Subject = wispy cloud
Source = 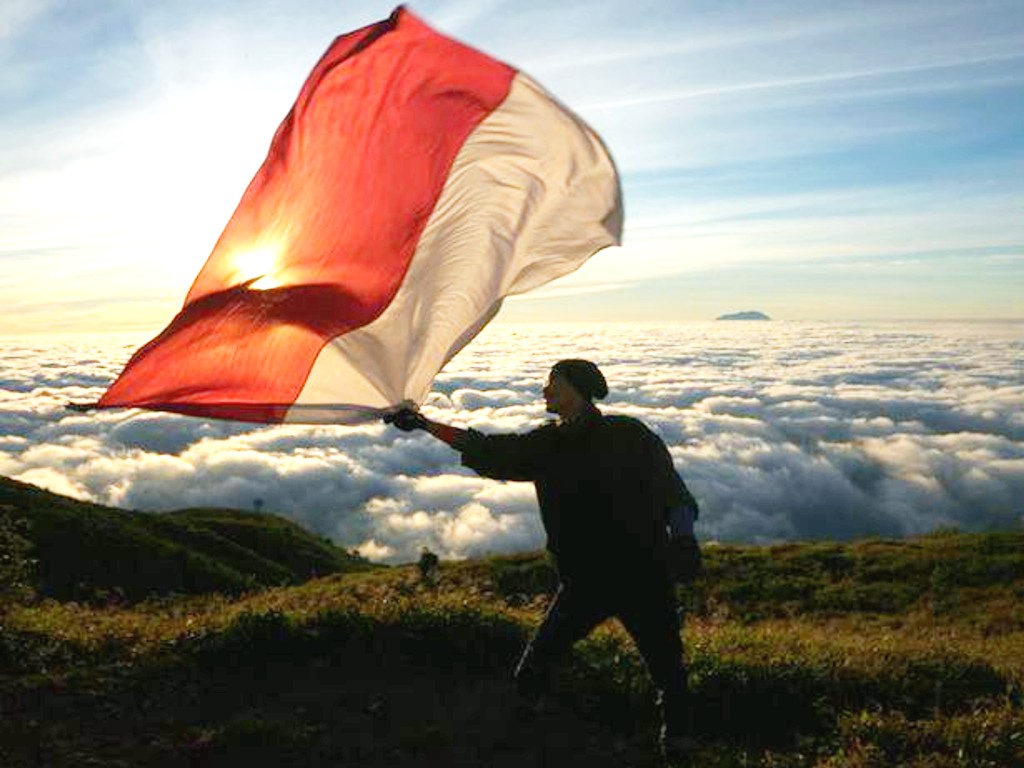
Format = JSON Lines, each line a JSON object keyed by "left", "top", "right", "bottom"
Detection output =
{"left": 580, "top": 53, "right": 1024, "bottom": 112}
{"left": 1, "top": 0, "right": 1023, "bottom": 331}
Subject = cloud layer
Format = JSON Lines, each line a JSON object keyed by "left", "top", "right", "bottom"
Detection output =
{"left": 1, "top": 321, "right": 1022, "bottom": 562}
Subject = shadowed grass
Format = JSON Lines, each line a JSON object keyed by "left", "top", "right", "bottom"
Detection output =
{"left": 2, "top": 560, "right": 1022, "bottom": 766}
{"left": 2, "top": 474, "right": 1023, "bottom": 766}
{"left": 0, "top": 476, "right": 373, "bottom": 604}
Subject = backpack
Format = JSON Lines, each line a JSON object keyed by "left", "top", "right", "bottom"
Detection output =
{"left": 667, "top": 534, "right": 703, "bottom": 583}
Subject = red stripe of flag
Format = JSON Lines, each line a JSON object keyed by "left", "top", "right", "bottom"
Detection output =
{"left": 98, "top": 7, "right": 515, "bottom": 421}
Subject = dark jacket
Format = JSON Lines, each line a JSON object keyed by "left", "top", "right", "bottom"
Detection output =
{"left": 454, "top": 406, "right": 697, "bottom": 585}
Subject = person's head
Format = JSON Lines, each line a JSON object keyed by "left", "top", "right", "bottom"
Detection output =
{"left": 543, "top": 359, "right": 607, "bottom": 416}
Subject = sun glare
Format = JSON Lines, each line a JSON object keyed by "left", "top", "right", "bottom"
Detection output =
{"left": 231, "top": 241, "right": 285, "bottom": 290}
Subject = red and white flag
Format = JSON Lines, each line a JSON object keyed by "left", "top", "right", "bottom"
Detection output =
{"left": 97, "top": 6, "right": 622, "bottom": 423}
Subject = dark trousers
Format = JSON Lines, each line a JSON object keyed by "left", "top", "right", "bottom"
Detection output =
{"left": 514, "top": 573, "right": 690, "bottom": 736}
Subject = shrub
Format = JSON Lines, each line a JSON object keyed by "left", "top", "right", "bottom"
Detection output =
{"left": 829, "top": 707, "right": 1024, "bottom": 767}
{"left": 488, "top": 554, "right": 558, "bottom": 599}
{"left": 0, "top": 507, "right": 35, "bottom": 612}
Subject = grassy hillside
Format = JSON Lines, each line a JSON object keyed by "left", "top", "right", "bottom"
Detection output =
{"left": 1, "top": 477, "right": 1022, "bottom": 766}
{"left": 0, "top": 476, "right": 372, "bottom": 602}
{"left": 461, "top": 532, "right": 1024, "bottom": 631}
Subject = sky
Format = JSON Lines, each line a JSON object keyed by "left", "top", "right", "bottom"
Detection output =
{"left": 2, "top": 322, "right": 1022, "bottom": 562}
{"left": 1, "top": 0, "right": 1023, "bottom": 335}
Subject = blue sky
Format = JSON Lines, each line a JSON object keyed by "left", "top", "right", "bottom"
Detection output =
{"left": 1, "top": 0, "right": 1022, "bottom": 334}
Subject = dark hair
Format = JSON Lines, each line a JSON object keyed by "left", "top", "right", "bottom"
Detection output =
{"left": 551, "top": 359, "right": 608, "bottom": 401}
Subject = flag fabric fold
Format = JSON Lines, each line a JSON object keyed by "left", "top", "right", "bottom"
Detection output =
{"left": 97, "top": 6, "right": 622, "bottom": 423}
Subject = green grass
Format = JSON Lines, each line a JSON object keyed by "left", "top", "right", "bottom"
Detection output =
{"left": 0, "top": 476, "right": 372, "bottom": 603}
{"left": 1, "top": 477, "right": 1022, "bottom": 766}
{"left": 3, "top": 557, "right": 1023, "bottom": 766}
{"left": 462, "top": 532, "right": 1024, "bottom": 632}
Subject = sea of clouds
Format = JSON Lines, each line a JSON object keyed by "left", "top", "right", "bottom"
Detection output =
{"left": 1, "top": 321, "right": 1022, "bottom": 563}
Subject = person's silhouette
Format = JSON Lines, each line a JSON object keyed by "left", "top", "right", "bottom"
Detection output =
{"left": 385, "top": 359, "right": 701, "bottom": 761}
{"left": 417, "top": 547, "right": 440, "bottom": 585}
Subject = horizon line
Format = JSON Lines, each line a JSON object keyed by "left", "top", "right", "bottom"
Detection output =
{"left": 2, "top": 316, "right": 1024, "bottom": 340}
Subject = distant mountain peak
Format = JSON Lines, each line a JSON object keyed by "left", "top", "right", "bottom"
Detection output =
{"left": 717, "top": 310, "right": 771, "bottom": 321}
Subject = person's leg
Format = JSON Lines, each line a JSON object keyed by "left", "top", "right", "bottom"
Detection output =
{"left": 616, "top": 578, "right": 691, "bottom": 744}
{"left": 514, "top": 584, "right": 608, "bottom": 702}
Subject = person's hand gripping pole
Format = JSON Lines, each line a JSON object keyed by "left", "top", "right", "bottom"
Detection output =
{"left": 382, "top": 406, "right": 428, "bottom": 432}
{"left": 382, "top": 406, "right": 465, "bottom": 446}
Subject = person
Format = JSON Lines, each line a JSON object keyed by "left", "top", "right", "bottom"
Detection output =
{"left": 417, "top": 546, "right": 440, "bottom": 585}
{"left": 384, "top": 359, "right": 701, "bottom": 763}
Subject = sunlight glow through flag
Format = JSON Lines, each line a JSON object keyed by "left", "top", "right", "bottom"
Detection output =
{"left": 96, "top": 6, "right": 622, "bottom": 423}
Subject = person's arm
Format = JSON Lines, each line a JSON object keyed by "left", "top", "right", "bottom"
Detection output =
{"left": 383, "top": 407, "right": 552, "bottom": 481}
{"left": 423, "top": 416, "right": 468, "bottom": 447}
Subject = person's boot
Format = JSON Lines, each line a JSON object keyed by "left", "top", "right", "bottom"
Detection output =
{"left": 658, "top": 682, "right": 695, "bottom": 766}
{"left": 659, "top": 727, "right": 697, "bottom": 767}
{"left": 513, "top": 690, "right": 548, "bottom": 723}
{"left": 513, "top": 652, "right": 557, "bottom": 723}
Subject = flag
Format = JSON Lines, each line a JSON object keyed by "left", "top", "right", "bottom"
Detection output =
{"left": 97, "top": 6, "right": 622, "bottom": 423}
